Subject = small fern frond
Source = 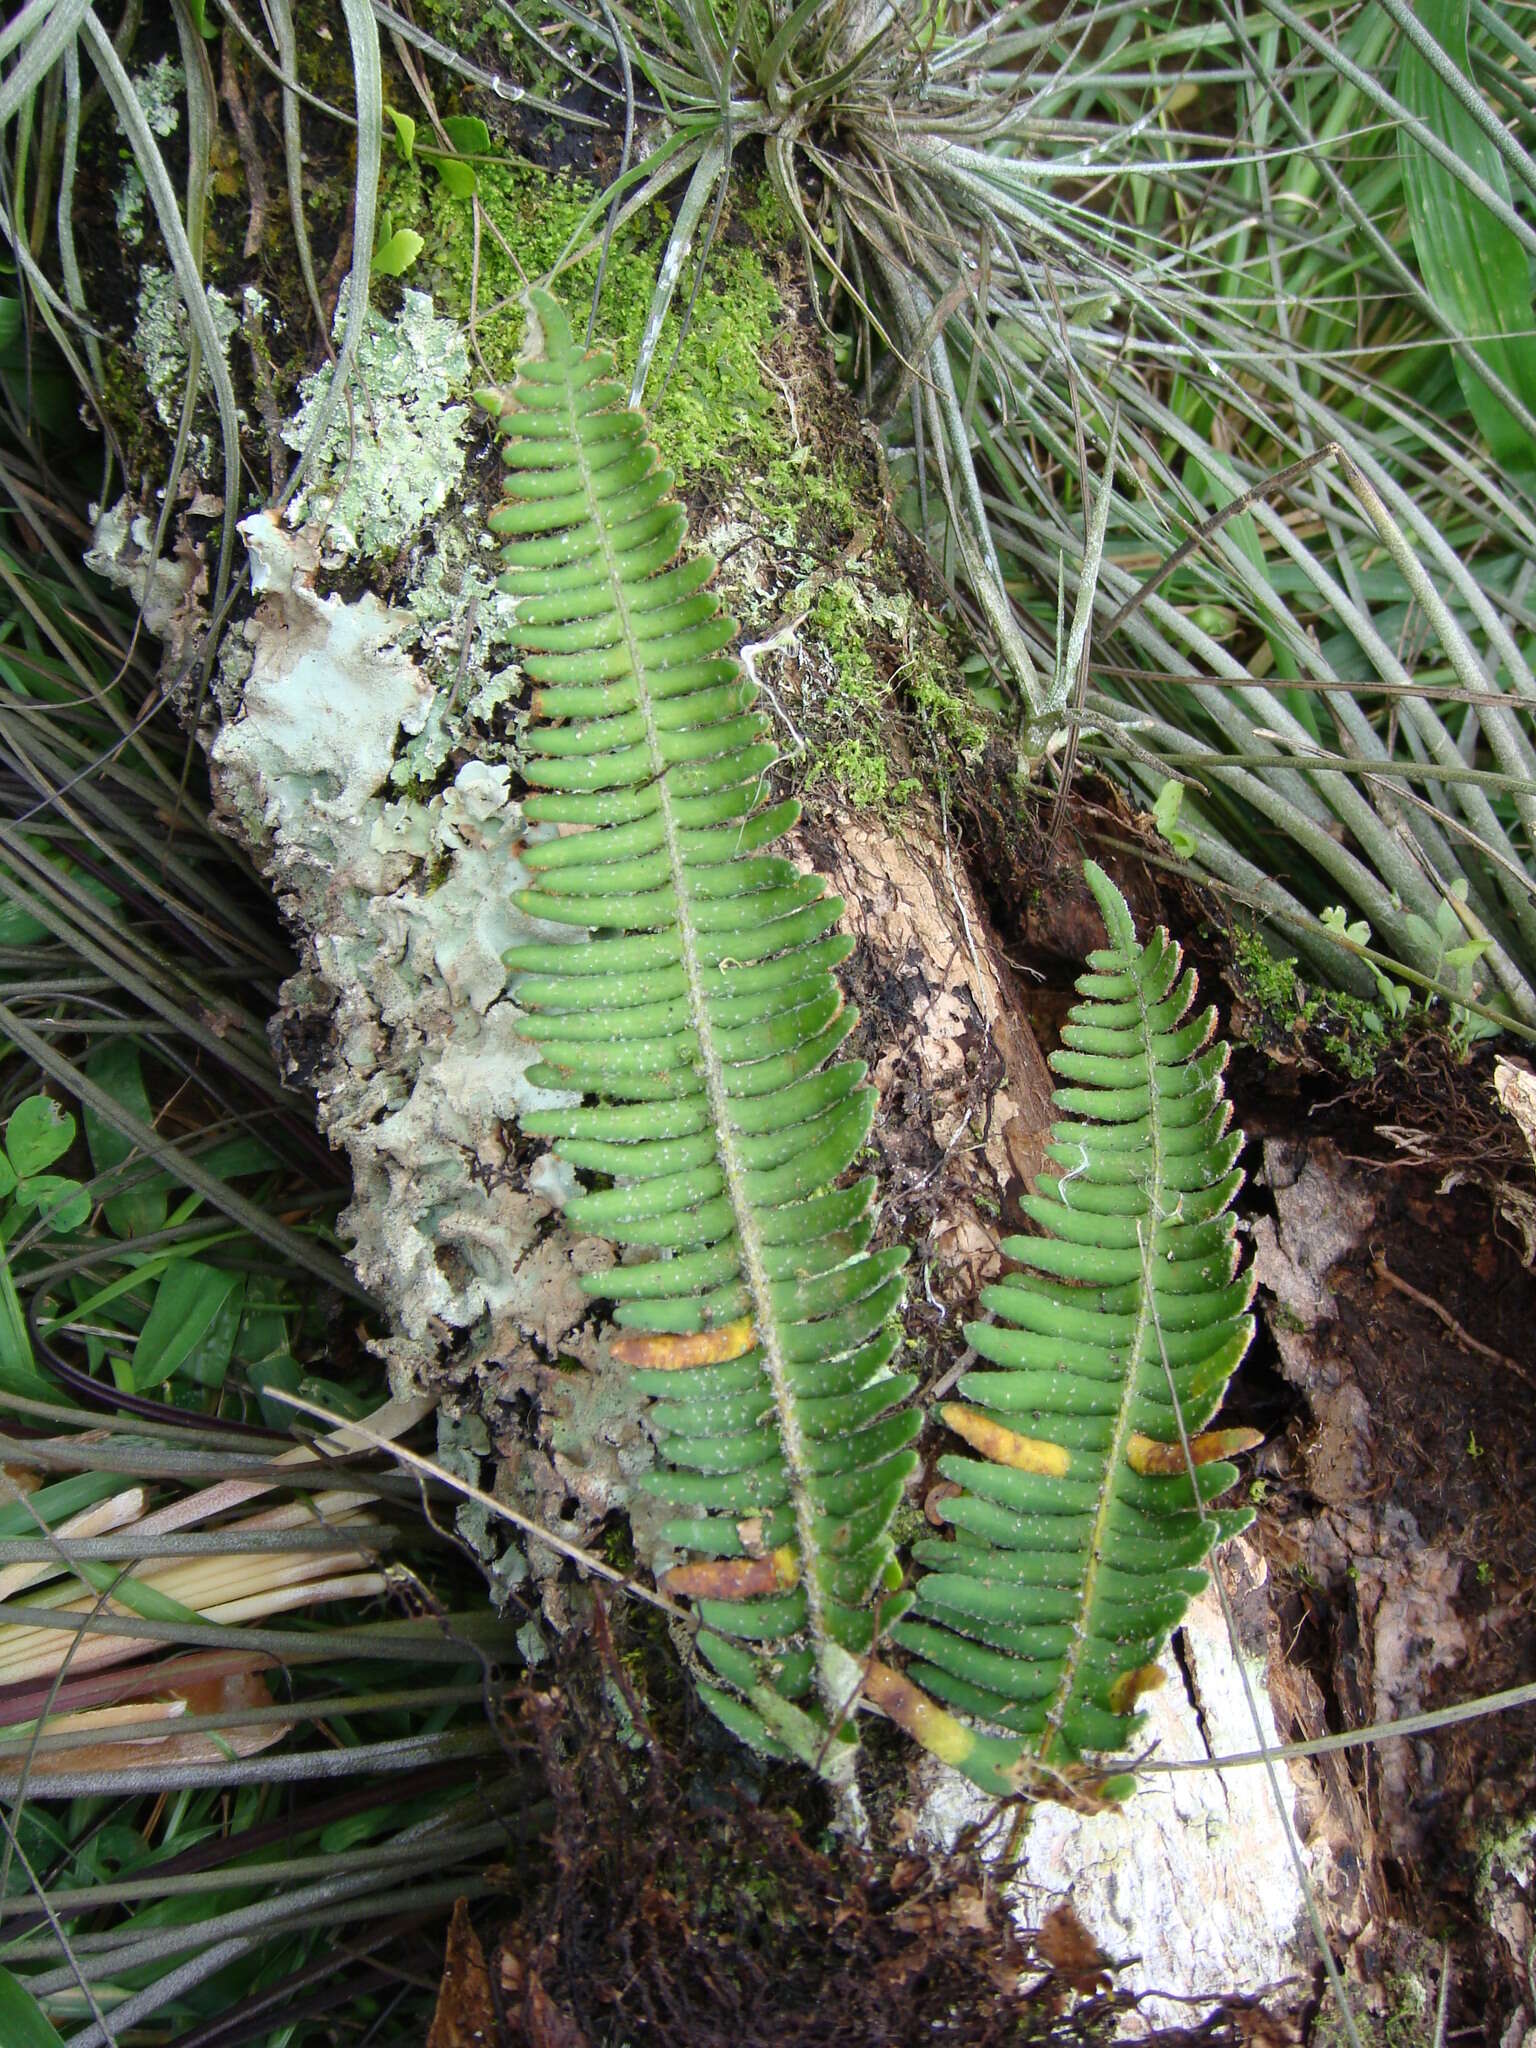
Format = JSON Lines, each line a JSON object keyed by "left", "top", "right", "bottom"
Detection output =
{"left": 893, "top": 861, "right": 1259, "bottom": 1790}
{"left": 486, "top": 292, "right": 916, "bottom": 1775}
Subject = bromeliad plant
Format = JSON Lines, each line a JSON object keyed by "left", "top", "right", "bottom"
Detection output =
{"left": 488, "top": 303, "right": 1260, "bottom": 1800}
{"left": 494, "top": 0, "right": 1536, "bottom": 1028}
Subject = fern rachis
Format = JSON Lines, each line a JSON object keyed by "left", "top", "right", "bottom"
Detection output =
{"left": 890, "top": 862, "right": 1260, "bottom": 1791}
{"left": 486, "top": 293, "right": 918, "bottom": 1774}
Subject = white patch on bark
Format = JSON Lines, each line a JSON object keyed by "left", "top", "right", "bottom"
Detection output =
{"left": 907, "top": 1548, "right": 1307, "bottom": 2029}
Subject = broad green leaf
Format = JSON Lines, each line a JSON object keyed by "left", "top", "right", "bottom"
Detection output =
{"left": 13, "top": 1176, "right": 91, "bottom": 1234}
{"left": 1398, "top": 0, "right": 1536, "bottom": 469}
{"left": 247, "top": 1352, "right": 303, "bottom": 1431}
{"left": 372, "top": 226, "right": 424, "bottom": 278}
{"left": 430, "top": 154, "right": 477, "bottom": 199}
{"left": 431, "top": 114, "right": 489, "bottom": 195}
{"left": 180, "top": 1274, "right": 246, "bottom": 1389}
{"left": 0, "top": 1250, "right": 44, "bottom": 1395}
{"left": 440, "top": 114, "right": 490, "bottom": 154}
{"left": 85, "top": 1041, "right": 169, "bottom": 1240}
{"left": 298, "top": 1373, "right": 368, "bottom": 1421}
{"left": 0, "top": 1473, "right": 130, "bottom": 1539}
{"left": 5, "top": 1096, "right": 75, "bottom": 1177}
{"left": 0, "top": 1152, "right": 14, "bottom": 1203}
{"left": 130, "top": 1261, "right": 243, "bottom": 1390}
{"left": 0, "top": 1968, "right": 66, "bottom": 2048}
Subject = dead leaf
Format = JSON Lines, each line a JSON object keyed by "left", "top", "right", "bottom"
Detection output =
{"left": 1494, "top": 1057, "right": 1536, "bottom": 1160}
{"left": 427, "top": 1899, "right": 495, "bottom": 2048}
{"left": 526, "top": 1972, "right": 589, "bottom": 2048}
{"left": 1035, "top": 1901, "right": 1112, "bottom": 1995}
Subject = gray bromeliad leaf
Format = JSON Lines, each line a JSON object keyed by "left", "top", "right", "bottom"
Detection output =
{"left": 890, "top": 862, "right": 1260, "bottom": 1791}
{"left": 484, "top": 291, "right": 918, "bottom": 1778}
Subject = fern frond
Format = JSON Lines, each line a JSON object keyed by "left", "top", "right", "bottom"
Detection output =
{"left": 893, "top": 861, "right": 1259, "bottom": 1789}
{"left": 487, "top": 293, "right": 917, "bottom": 1775}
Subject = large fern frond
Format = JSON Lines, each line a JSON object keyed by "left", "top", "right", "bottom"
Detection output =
{"left": 892, "top": 863, "right": 1259, "bottom": 1787}
{"left": 486, "top": 292, "right": 916, "bottom": 1775}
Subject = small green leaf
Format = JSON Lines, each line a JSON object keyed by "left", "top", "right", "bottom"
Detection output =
{"left": 5, "top": 1097, "right": 75, "bottom": 1178}
{"left": 1151, "top": 780, "right": 1197, "bottom": 858}
{"left": 0, "top": 1968, "right": 66, "bottom": 2048}
{"left": 431, "top": 155, "right": 477, "bottom": 199}
{"left": 441, "top": 114, "right": 490, "bottom": 155}
{"left": 247, "top": 1353, "right": 303, "bottom": 1431}
{"left": 180, "top": 1275, "right": 246, "bottom": 1389}
{"left": 373, "top": 227, "right": 425, "bottom": 279}
{"left": 130, "top": 1261, "right": 243, "bottom": 1390}
{"left": 85, "top": 1042, "right": 169, "bottom": 1240}
{"left": 0, "top": 1253, "right": 42, "bottom": 1394}
{"left": 13, "top": 1177, "right": 91, "bottom": 1234}
{"left": 298, "top": 1373, "right": 368, "bottom": 1421}
{"left": 386, "top": 105, "right": 416, "bottom": 159}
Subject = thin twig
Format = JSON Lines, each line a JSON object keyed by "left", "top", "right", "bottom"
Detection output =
{"left": 1370, "top": 1249, "right": 1536, "bottom": 1388}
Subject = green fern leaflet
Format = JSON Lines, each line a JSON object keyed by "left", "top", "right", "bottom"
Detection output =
{"left": 486, "top": 292, "right": 916, "bottom": 1779}
{"left": 893, "top": 862, "right": 1259, "bottom": 1787}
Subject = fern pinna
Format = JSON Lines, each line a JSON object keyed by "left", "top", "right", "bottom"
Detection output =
{"left": 484, "top": 292, "right": 917, "bottom": 1778}
{"left": 890, "top": 863, "right": 1259, "bottom": 1791}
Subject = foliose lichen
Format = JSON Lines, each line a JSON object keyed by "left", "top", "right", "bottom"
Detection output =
{"left": 132, "top": 264, "right": 239, "bottom": 439}
{"left": 282, "top": 286, "right": 473, "bottom": 557}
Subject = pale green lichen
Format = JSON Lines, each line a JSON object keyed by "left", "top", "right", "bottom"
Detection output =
{"left": 211, "top": 512, "right": 587, "bottom": 1373}
{"left": 283, "top": 287, "right": 472, "bottom": 556}
{"left": 132, "top": 264, "right": 239, "bottom": 439}
{"left": 116, "top": 57, "right": 182, "bottom": 244}
{"left": 132, "top": 54, "right": 183, "bottom": 135}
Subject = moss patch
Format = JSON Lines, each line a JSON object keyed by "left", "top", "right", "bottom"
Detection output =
{"left": 791, "top": 574, "right": 993, "bottom": 814}
{"left": 386, "top": 156, "right": 786, "bottom": 476}
{"left": 1229, "top": 925, "right": 1398, "bottom": 1079}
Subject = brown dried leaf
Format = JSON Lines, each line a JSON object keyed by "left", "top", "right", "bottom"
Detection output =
{"left": 1035, "top": 1901, "right": 1112, "bottom": 1994}
{"left": 1126, "top": 1427, "right": 1263, "bottom": 1475}
{"left": 939, "top": 1404, "right": 1070, "bottom": 1476}
{"left": 427, "top": 1899, "right": 495, "bottom": 2048}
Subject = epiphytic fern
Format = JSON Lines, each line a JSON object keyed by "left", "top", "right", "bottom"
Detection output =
{"left": 485, "top": 292, "right": 917, "bottom": 1780}
{"left": 890, "top": 862, "right": 1259, "bottom": 1793}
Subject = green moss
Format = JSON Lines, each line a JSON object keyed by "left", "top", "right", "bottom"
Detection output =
{"left": 810, "top": 581, "right": 885, "bottom": 709}
{"left": 760, "top": 449, "right": 864, "bottom": 544}
{"left": 795, "top": 575, "right": 988, "bottom": 812}
{"left": 1230, "top": 927, "right": 1304, "bottom": 1020}
{"left": 1313, "top": 1971, "right": 1430, "bottom": 2048}
{"left": 741, "top": 175, "right": 795, "bottom": 244}
{"left": 1231, "top": 926, "right": 1394, "bottom": 1077}
{"left": 387, "top": 156, "right": 786, "bottom": 475}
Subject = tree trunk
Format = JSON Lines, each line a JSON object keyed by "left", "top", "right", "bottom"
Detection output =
{"left": 87, "top": 203, "right": 1306, "bottom": 2017}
